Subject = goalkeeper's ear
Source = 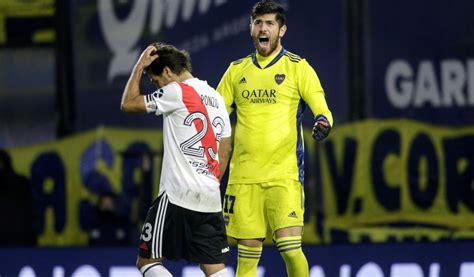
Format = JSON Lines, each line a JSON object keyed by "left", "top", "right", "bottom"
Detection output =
{"left": 312, "top": 115, "right": 331, "bottom": 141}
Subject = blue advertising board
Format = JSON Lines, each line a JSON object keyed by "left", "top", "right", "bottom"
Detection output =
{"left": 70, "top": 0, "right": 347, "bottom": 131}
{"left": 365, "top": 0, "right": 474, "bottom": 125}
{"left": 1, "top": 242, "right": 474, "bottom": 276}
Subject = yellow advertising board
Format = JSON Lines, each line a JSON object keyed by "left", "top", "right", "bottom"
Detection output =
{"left": 6, "top": 120, "right": 474, "bottom": 246}
{"left": 317, "top": 119, "right": 474, "bottom": 243}
{"left": 0, "top": 0, "right": 54, "bottom": 45}
{"left": 9, "top": 127, "right": 163, "bottom": 246}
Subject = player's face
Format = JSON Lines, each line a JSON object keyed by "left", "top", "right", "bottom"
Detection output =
{"left": 149, "top": 74, "right": 170, "bottom": 88}
{"left": 250, "top": 13, "right": 286, "bottom": 57}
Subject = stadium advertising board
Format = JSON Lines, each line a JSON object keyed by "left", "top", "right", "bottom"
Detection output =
{"left": 7, "top": 120, "right": 474, "bottom": 246}
{"left": 316, "top": 120, "right": 474, "bottom": 243}
{"left": 0, "top": 0, "right": 54, "bottom": 46}
{"left": 9, "top": 127, "right": 163, "bottom": 246}
{"left": 71, "top": 0, "right": 347, "bottom": 130}
{"left": 366, "top": 0, "right": 474, "bottom": 124}
{"left": 1, "top": 243, "right": 474, "bottom": 277}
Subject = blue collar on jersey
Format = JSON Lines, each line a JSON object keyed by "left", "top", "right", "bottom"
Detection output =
{"left": 252, "top": 47, "right": 286, "bottom": 69}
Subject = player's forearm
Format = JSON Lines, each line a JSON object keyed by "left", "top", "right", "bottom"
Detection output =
{"left": 121, "top": 64, "right": 145, "bottom": 113}
{"left": 308, "top": 92, "right": 333, "bottom": 126}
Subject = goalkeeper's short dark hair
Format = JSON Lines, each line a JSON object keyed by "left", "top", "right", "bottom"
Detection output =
{"left": 251, "top": 0, "right": 286, "bottom": 27}
{"left": 145, "top": 43, "right": 192, "bottom": 76}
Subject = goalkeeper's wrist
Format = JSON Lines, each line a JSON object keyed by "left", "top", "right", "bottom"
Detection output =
{"left": 314, "top": 114, "right": 329, "bottom": 123}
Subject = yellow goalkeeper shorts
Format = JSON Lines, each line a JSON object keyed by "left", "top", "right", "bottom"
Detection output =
{"left": 222, "top": 179, "right": 305, "bottom": 239}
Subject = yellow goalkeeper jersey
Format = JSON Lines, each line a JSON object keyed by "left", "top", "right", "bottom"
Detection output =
{"left": 217, "top": 47, "right": 333, "bottom": 184}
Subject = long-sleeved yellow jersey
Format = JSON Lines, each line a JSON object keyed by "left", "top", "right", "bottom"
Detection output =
{"left": 217, "top": 47, "right": 333, "bottom": 184}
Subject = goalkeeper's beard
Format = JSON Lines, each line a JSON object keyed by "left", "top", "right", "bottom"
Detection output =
{"left": 253, "top": 36, "right": 280, "bottom": 57}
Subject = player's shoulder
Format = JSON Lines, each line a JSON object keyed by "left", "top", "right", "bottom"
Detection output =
{"left": 194, "top": 78, "right": 225, "bottom": 100}
{"left": 159, "top": 81, "right": 181, "bottom": 97}
{"left": 231, "top": 54, "right": 253, "bottom": 66}
{"left": 206, "top": 88, "right": 229, "bottom": 115}
{"left": 165, "top": 81, "right": 182, "bottom": 91}
{"left": 283, "top": 50, "right": 304, "bottom": 63}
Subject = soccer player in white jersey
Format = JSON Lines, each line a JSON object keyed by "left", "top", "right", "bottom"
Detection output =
{"left": 121, "top": 43, "right": 232, "bottom": 277}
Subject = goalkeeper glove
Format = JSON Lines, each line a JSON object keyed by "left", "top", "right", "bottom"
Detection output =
{"left": 312, "top": 115, "right": 331, "bottom": 141}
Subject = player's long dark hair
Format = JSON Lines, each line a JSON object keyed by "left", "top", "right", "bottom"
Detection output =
{"left": 251, "top": 0, "right": 286, "bottom": 27}
{"left": 145, "top": 43, "right": 192, "bottom": 76}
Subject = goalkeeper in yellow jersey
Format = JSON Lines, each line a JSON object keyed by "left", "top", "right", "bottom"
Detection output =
{"left": 217, "top": 1, "right": 333, "bottom": 276}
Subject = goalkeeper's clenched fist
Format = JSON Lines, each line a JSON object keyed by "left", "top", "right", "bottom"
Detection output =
{"left": 312, "top": 114, "right": 331, "bottom": 141}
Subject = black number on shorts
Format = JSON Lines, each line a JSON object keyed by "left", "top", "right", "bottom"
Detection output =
{"left": 223, "top": 194, "right": 236, "bottom": 214}
{"left": 140, "top": 223, "right": 153, "bottom": 242}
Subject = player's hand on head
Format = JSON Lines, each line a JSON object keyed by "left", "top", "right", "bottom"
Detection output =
{"left": 312, "top": 115, "right": 331, "bottom": 141}
{"left": 137, "top": 45, "right": 159, "bottom": 68}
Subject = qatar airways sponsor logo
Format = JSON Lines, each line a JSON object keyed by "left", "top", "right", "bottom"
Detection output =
{"left": 98, "top": 0, "right": 228, "bottom": 81}
{"left": 241, "top": 89, "right": 277, "bottom": 104}
{"left": 385, "top": 59, "right": 474, "bottom": 108}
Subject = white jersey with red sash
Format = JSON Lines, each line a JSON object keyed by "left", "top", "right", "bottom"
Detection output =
{"left": 145, "top": 78, "right": 231, "bottom": 213}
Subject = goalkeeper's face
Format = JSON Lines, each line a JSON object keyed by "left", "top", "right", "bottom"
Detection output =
{"left": 251, "top": 13, "right": 287, "bottom": 57}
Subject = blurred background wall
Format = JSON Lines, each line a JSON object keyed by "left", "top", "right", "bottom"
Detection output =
{"left": 0, "top": 0, "right": 473, "bottom": 275}
{"left": 0, "top": 0, "right": 56, "bottom": 147}
{"left": 3, "top": 0, "right": 473, "bottom": 145}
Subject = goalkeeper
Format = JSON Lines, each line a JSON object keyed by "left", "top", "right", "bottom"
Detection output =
{"left": 216, "top": 1, "right": 332, "bottom": 276}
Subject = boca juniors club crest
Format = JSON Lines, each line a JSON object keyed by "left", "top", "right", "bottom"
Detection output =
{"left": 274, "top": 74, "right": 285, "bottom": 85}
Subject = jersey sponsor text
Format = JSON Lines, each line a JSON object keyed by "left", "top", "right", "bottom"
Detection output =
{"left": 241, "top": 89, "right": 277, "bottom": 104}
